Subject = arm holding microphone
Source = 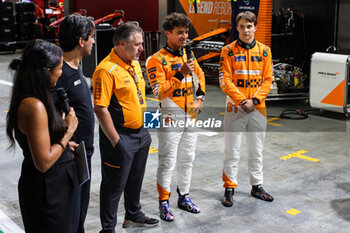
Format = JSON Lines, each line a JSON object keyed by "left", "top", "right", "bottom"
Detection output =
{"left": 184, "top": 44, "right": 206, "bottom": 116}
{"left": 61, "top": 107, "right": 79, "bottom": 152}
{"left": 16, "top": 95, "right": 78, "bottom": 173}
{"left": 179, "top": 58, "right": 194, "bottom": 78}
{"left": 56, "top": 87, "right": 79, "bottom": 152}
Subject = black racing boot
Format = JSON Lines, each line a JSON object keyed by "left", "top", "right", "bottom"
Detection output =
{"left": 222, "top": 188, "right": 234, "bottom": 207}
{"left": 251, "top": 185, "right": 274, "bottom": 202}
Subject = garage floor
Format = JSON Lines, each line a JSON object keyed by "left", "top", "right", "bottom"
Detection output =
{"left": 0, "top": 51, "right": 349, "bottom": 233}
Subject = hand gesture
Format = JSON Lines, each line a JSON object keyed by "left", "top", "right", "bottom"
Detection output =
{"left": 240, "top": 99, "right": 255, "bottom": 113}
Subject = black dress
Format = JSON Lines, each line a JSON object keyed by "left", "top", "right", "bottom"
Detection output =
{"left": 15, "top": 99, "right": 78, "bottom": 233}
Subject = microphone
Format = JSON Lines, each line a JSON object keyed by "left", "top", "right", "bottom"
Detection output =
{"left": 184, "top": 44, "right": 193, "bottom": 61}
{"left": 184, "top": 44, "right": 200, "bottom": 92}
{"left": 56, "top": 87, "right": 70, "bottom": 115}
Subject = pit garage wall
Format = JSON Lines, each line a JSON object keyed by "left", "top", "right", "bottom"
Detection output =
{"left": 71, "top": 0, "right": 348, "bottom": 51}
{"left": 73, "top": 0, "right": 158, "bottom": 31}
{"left": 337, "top": 0, "right": 350, "bottom": 50}
{"left": 170, "top": 0, "right": 349, "bottom": 50}
{"left": 273, "top": 0, "right": 348, "bottom": 53}
{"left": 274, "top": 0, "right": 350, "bottom": 75}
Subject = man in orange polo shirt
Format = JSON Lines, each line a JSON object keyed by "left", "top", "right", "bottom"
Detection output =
{"left": 220, "top": 11, "right": 274, "bottom": 207}
{"left": 93, "top": 22, "right": 159, "bottom": 232}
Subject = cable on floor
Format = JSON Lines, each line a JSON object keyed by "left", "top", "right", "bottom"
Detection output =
{"left": 279, "top": 109, "right": 309, "bottom": 119}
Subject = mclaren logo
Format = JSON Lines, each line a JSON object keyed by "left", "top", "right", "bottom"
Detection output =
{"left": 317, "top": 71, "right": 339, "bottom": 77}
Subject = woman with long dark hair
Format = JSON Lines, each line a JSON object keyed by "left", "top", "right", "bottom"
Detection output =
{"left": 6, "top": 39, "right": 79, "bottom": 233}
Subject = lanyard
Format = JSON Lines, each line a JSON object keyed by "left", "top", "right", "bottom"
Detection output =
{"left": 128, "top": 66, "right": 139, "bottom": 85}
{"left": 129, "top": 67, "right": 138, "bottom": 84}
{"left": 128, "top": 66, "right": 144, "bottom": 105}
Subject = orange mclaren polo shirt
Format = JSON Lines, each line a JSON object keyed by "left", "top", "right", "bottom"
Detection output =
{"left": 93, "top": 49, "right": 147, "bottom": 129}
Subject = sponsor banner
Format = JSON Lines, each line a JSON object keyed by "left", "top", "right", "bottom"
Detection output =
{"left": 231, "top": 0, "right": 260, "bottom": 41}
{"left": 179, "top": 0, "right": 232, "bottom": 36}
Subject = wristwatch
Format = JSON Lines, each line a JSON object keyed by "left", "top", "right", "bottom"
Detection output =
{"left": 252, "top": 98, "right": 260, "bottom": 105}
{"left": 197, "top": 95, "right": 205, "bottom": 101}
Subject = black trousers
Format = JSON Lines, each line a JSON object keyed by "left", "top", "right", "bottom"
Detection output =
{"left": 19, "top": 158, "right": 78, "bottom": 233}
{"left": 72, "top": 154, "right": 92, "bottom": 233}
{"left": 99, "top": 127, "right": 151, "bottom": 233}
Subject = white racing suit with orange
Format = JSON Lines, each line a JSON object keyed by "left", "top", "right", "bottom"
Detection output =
{"left": 219, "top": 39, "right": 273, "bottom": 188}
{"left": 146, "top": 45, "right": 205, "bottom": 200}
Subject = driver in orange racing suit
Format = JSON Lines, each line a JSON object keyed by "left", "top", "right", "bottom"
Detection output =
{"left": 146, "top": 12, "right": 205, "bottom": 222}
{"left": 220, "top": 11, "right": 274, "bottom": 207}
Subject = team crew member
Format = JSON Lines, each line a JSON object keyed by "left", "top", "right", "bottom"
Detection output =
{"left": 53, "top": 14, "right": 95, "bottom": 233}
{"left": 93, "top": 22, "right": 159, "bottom": 232}
{"left": 219, "top": 11, "right": 274, "bottom": 207}
{"left": 146, "top": 12, "right": 206, "bottom": 222}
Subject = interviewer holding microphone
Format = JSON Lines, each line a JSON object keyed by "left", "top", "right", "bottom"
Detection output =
{"left": 6, "top": 39, "right": 79, "bottom": 233}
